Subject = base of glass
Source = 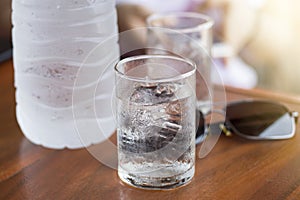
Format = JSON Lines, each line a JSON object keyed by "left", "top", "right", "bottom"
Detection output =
{"left": 118, "top": 166, "right": 194, "bottom": 190}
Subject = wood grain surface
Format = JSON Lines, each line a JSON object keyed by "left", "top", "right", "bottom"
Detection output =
{"left": 1, "top": 60, "right": 300, "bottom": 200}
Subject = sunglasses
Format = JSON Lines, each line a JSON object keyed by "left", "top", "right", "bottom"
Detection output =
{"left": 196, "top": 100, "right": 298, "bottom": 144}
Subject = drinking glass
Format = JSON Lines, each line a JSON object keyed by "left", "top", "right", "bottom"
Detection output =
{"left": 147, "top": 12, "right": 214, "bottom": 113}
{"left": 115, "top": 55, "right": 196, "bottom": 189}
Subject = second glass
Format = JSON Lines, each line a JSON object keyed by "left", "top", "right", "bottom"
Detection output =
{"left": 147, "top": 12, "right": 214, "bottom": 113}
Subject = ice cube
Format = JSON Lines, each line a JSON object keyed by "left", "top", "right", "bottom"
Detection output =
{"left": 120, "top": 125, "right": 180, "bottom": 153}
{"left": 130, "top": 83, "right": 176, "bottom": 105}
{"left": 119, "top": 82, "right": 189, "bottom": 153}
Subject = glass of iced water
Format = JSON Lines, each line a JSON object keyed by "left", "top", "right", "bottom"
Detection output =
{"left": 147, "top": 12, "right": 214, "bottom": 113}
{"left": 115, "top": 55, "right": 196, "bottom": 189}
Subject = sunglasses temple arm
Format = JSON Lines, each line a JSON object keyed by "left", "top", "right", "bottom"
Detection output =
{"left": 219, "top": 124, "right": 233, "bottom": 137}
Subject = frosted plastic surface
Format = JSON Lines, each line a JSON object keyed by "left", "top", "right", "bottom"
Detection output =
{"left": 12, "top": 0, "right": 119, "bottom": 149}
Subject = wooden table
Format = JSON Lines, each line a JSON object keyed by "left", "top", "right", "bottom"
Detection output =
{"left": 1, "top": 60, "right": 300, "bottom": 200}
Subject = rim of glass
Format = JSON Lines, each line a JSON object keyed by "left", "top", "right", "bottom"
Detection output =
{"left": 146, "top": 12, "right": 214, "bottom": 34}
{"left": 114, "top": 55, "right": 196, "bottom": 83}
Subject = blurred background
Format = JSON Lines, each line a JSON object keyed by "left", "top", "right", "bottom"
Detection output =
{"left": 1, "top": 0, "right": 300, "bottom": 96}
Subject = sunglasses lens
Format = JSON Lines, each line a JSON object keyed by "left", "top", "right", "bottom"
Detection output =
{"left": 196, "top": 110, "right": 205, "bottom": 142}
{"left": 226, "top": 101, "right": 295, "bottom": 139}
